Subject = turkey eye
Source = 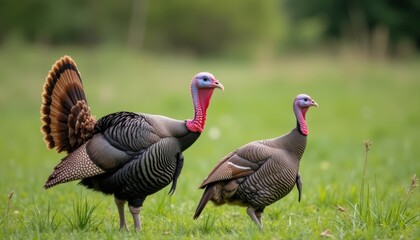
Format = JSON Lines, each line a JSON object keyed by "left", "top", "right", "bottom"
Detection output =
{"left": 203, "top": 77, "right": 210, "bottom": 82}
{"left": 304, "top": 98, "right": 308, "bottom": 102}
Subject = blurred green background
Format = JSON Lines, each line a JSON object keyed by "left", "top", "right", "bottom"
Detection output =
{"left": 1, "top": 0, "right": 419, "bottom": 56}
{"left": 0, "top": 0, "right": 419, "bottom": 238}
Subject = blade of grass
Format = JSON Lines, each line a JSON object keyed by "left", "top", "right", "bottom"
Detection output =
{"left": 66, "top": 193, "right": 103, "bottom": 231}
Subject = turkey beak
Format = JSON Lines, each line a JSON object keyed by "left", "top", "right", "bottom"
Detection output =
{"left": 213, "top": 80, "right": 224, "bottom": 91}
{"left": 310, "top": 100, "right": 319, "bottom": 107}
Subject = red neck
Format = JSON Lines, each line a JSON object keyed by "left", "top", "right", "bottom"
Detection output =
{"left": 186, "top": 88, "right": 214, "bottom": 132}
{"left": 294, "top": 104, "right": 309, "bottom": 136}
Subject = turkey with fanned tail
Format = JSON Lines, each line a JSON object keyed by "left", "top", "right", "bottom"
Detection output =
{"left": 41, "top": 56, "right": 224, "bottom": 230}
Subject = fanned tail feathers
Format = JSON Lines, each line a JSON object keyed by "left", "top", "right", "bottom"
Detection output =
{"left": 193, "top": 185, "right": 215, "bottom": 219}
{"left": 41, "top": 56, "right": 96, "bottom": 153}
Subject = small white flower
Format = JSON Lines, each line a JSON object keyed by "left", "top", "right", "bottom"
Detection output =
{"left": 208, "top": 126, "right": 221, "bottom": 140}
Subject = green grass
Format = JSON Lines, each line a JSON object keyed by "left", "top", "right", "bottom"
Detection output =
{"left": 335, "top": 141, "right": 418, "bottom": 238}
{"left": 27, "top": 202, "right": 61, "bottom": 233}
{"left": 65, "top": 193, "right": 103, "bottom": 231}
{"left": 0, "top": 45, "right": 419, "bottom": 239}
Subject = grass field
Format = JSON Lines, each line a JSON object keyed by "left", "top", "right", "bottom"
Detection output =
{"left": 0, "top": 45, "right": 419, "bottom": 239}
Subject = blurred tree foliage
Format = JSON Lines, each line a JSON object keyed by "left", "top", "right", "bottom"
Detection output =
{"left": 0, "top": 0, "right": 281, "bottom": 55}
{"left": 0, "top": 0, "right": 132, "bottom": 45}
{"left": 145, "top": 0, "right": 281, "bottom": 55}
{"left": 284, "top": 0, "right": 420, "bottom": 53}
{"left": 0, "top": 0, "right": 418, "bottom": 55}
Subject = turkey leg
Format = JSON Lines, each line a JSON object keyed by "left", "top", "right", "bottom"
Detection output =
{"left": 296, "top": 173, "right": 302, "bottom": 202}
{"left": 247, "top": 207, "right": 263, "bottom": 229}
{"left": 129, "top": 205, "right": 142, "bottom": 230}
{"left": 114, "top": 198, "right": 127, "bottom": 230}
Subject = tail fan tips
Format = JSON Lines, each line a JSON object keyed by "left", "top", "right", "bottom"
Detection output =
{"left": 41, "top": 56, "right": 96, "bottom": 153}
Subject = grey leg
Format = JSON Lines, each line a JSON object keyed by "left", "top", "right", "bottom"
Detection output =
{"left": 129, "top": 205, "right": 142, "bottom": 230}
{"left": 114, "top": 198, "right": 127, "bottom": 230}
{"left": 247, "top": 207, "right": 263, "bottom": 229}
{"left": 296, "top": 173, "right": 302, "bottom": 202}
{"left": 255, "top": 210, "right": 263, "bottom": 229}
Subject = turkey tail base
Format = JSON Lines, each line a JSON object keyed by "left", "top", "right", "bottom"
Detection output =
{"left": 44, "top": 142, "right": 105, "bottom": 189}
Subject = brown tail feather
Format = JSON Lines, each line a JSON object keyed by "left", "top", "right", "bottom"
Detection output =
{"left": 193, "top": 185, "right": 215, "bottom": 219}
{"left": 40, "top": 56, "right": 96, "bottom": 153}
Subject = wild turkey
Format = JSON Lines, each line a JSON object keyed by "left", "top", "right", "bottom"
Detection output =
{"left": 41, "top": 56, "right": 224, "bottom": 230}
{"left": 193, "top": 94, "right": 317, "bottom": 229}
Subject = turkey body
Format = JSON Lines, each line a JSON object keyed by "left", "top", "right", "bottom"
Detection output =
{"left": 79, "top": 112, "right": 200, "bottom": 206}
{"left": 194, "top": 94, "right": 317, "bottom": 229}
{"left": 234, "top": 130, "right": 305, "bottom": 208}
{"left": 41, "top": 56, "right": 223, "bottom": 230}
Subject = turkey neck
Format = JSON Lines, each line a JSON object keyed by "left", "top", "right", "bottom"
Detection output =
{"left": 290, "top": 103, "right": 309, "bottom": 160}
{"left": 186, "top": 86, "right": 215, "bottom": 133}
{"left": 267, "top": 103, "right": 308, "bottom": 161}
{"left": 295, "top": 102, "right": 309, "bottom": 136}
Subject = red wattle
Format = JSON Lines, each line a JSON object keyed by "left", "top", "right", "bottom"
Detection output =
{"left": 186, "top": 88, "right": 215, "bottom": 133}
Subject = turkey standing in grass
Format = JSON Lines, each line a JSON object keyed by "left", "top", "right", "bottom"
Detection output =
{"left": 193, "top": 94, "right": 317, "bottom": 229}
{"left": 41, "top": 56, "right": 224, "bottom": 230}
